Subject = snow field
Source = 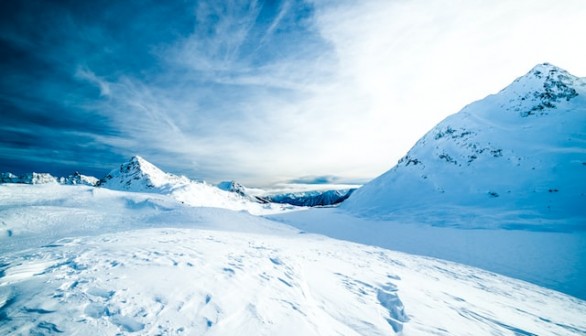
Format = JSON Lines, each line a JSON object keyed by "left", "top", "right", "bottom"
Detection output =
{"left": 1, "top": 184, "right": 585, "bottom": 335}
{"left": 2, "top": 228, "right": 585, "bottom": 335}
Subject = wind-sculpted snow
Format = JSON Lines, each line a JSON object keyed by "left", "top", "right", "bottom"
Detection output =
{"left": 1, "top": 184, "right": 585, "bottom": 335}
{"left": 344, "top": 64, "right": 586, "bottom": 230}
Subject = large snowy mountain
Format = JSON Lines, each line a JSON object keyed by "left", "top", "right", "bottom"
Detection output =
{"left": 1, "top": 184, "right": 584, "bottom": 335}
{"left": 343, "top": 63, "right": 586, "bottom": 230}
{"left": 98, "top": 156, "right": 290, "bottom": 215}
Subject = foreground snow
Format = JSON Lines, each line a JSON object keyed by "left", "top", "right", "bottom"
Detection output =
{"left": 1, "top": 185, "right": 585, "bottom": 335}
{"left": 270, "top": 207, "right": 586, "bottom": 300}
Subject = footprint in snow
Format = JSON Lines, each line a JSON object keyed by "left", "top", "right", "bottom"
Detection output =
{"left": 377, "top": 283, "right": 409, "bottom": 333}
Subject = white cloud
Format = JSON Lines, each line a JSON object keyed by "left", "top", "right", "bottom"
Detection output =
{"left": 75, "top": 67, "right": 111, "bottom": 96}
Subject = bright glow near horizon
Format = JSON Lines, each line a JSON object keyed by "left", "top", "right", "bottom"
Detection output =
{"left": 1, "top": 0, "right": 585, "bottom": 185}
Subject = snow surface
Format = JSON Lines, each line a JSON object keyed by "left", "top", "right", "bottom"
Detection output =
{"left": 270, "top": 207, "right": 586, "bottom": 300}
{"left": 1, "top": 184, "right": 585, "bottom": 335}
{"left": 343, "top": 63, "right": 586, "bottom": 230}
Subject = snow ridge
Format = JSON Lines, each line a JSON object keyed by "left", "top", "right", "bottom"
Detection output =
{"left": 59, "top": 172, "right": 99, "bottom": 186}
{"left": 0, "top": 172, "right": 97, "bottom": 186}
{"left": 98, "top": 156, "right": 291, "bottom": 215}
{"left": 217, "top": 180, "right": 270, "bottom": 204}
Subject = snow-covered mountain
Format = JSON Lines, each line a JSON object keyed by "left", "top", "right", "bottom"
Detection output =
{"left": 217, "top": 180, "right": 270, "bottom": 204}
{"left": 1, "top": 184, "right": 584, "bottom": 335}
{"left": 98, "top": 156, "right": 290, "bottom": 215}
{"left": 59, "top": 172, "right": 99, "bottom": 186}
{"left": 343, "top": 63, "right": 586, "bottom": 230}
{"left": 0, "top": 171, "right": 97, "bottom": 186}
{"left": 98, "top": 155, "right": 190, "bottom": 192}
{"left": 0, "top": 172, "right": 57, "bottom": 184}
{"left": 267, "top": 188, "right": 356, "bottom": 207}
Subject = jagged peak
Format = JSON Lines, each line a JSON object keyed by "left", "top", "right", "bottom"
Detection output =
{"left": 97, "top": 155, "right": 181, "bottom": 191}
{"left": 511, "top": 63, "right": 579, "bottom": 87}
{"left": 127, "top": 155, "right": 151, "bottom": 168}
{"left": 119, "top": 155, "right": 164, "bottom": 176}
{"left": 526, "top": 63, "right": 579, "bottom": 82}
{"left": 497, "top": 63, "right": 581, "bottom": 117}
{"left": 529, "top": 62, "right": 567, "bottom": 74}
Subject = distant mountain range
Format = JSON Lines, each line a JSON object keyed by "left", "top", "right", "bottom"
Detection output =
{"left": 1, "top": 156, "right": 352, "bottom": 210}
{"left": 266, "top": 189, "right": 356, "bottom": 207}
{"left": 1, "top": 171, "right": 98, "bottom": 186}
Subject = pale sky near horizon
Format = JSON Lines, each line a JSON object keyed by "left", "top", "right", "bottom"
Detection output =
{"left": 2, "top": 0, "right": 586, "bottom": 185}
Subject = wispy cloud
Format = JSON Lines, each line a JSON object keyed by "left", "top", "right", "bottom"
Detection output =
{"left": 75, "top": 67, "right": 111, "bottom": 96}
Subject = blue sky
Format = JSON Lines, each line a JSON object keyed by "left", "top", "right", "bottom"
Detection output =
{"left": 2, "top": 0, "right": 586, "bottom": 186}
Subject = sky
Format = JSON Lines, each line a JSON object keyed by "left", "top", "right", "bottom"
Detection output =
{"left": 1, "top": 0, "right": 586, "bottom": 186}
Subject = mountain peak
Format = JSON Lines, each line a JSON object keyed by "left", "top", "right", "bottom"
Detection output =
{"left": 498, "top": 63, "right": 581, "bottom": 117}
{"left": 529, "top": 62, "right": 565, "bottom": 74}
{"left": 99, "top": 156, "right": 176, "bottom": 191}
{"left": 121, "top": 155, "right": 164, "bottom": 176}
{"left": 129, "top": 155, "right": 146, "bottom": 164}
{"left": 521, "top": 63, "right": 580, "bottom": 85}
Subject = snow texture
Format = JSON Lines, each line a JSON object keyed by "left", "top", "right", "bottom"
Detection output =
{"left": 1, "top": 184, "right": 585, "bottom": 335}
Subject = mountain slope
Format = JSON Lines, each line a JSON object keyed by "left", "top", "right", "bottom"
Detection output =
{"left": 343, "top": 63, "right": 586, "bottom": 230}
{"left": 1, "top": 184, "right": 584, "bottom": 335}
